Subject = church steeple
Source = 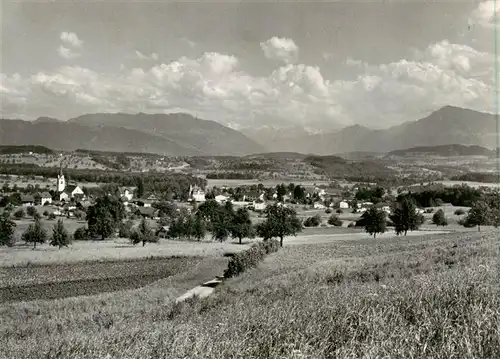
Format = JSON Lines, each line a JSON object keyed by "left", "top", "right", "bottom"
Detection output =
{"left": 57, "top": 160, "right": 66, "bottom": 193}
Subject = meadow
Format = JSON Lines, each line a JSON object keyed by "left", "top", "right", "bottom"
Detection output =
{"left": 1, "top": 229, "right": 498, "bottom": 358}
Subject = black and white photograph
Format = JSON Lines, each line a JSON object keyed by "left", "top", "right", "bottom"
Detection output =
{"left": 1, "top": 0, "right": 499, "bottom": 358}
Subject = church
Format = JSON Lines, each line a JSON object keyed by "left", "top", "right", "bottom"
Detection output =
{"left": 57, "top": 163, "right": 84, "bottom": 202}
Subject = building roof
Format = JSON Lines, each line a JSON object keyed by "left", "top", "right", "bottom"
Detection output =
{"left": 64, "top": 185, "right": 78, "bottom": 194}
{"left": 135, "top": 207, "right": 158, "bottom": 217}
{"left": 21, "top": 194, "right": 35, "bottom": 202}
{"left": 40, "top": 192, "right": 52, "bottom": 198}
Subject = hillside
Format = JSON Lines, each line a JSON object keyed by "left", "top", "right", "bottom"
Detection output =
{"left": 68, "top": 113, "right": 265, "bottom": 156}
{"left": 0, "top": 120, "right": 201, "bottom": 156}
{"left": 259, "top": 106, "right": 497, "bottom": 154}
{"left": 386, "top": 144, "right": 495, "bottom": 158}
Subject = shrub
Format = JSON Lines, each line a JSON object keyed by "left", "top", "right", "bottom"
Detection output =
{"left": 26, "top": 206, "right": 38, "bottom": 217}
{"left": 224, "top": 239, "right": 280, "bottom": 278}
{"left": 336, "top": 209, "right": 343, "bottom": 214}
{"left": 455, "top": 208, "right": 466, "bottom": 216}
{"left": 42, "top": 210, "right": 49, "bottom": 217}
{"left": 73, "top": 226, "right": 91, "bottom": 241}
{"left": 304, "top": 215, "right": 321, "bottom": 227}
{"left": 432, "top": 209, "right": 448, "bottom": 226}
{"left": 424, "top": 208, "right": 434, "bottom": 213}
{"left": 13, "top": 208, "right": 25, "bottom": 219}
{"left": 325, "top": 208, "right": 332, "bottom": 214}
{"left": 48, "top": 213, "right": 56, "bottom": 220}
{"left": 327, "top": 215, "right": 343, "bottom": 226}
{"left": 347, "top": 221, "right": 356, "bottom": 228}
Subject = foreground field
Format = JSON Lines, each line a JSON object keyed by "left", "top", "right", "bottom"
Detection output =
{"left": 1, "top": 230, "right": 498, "bottom": 358}
{"left": 0, "top": 237, "right": 251, "bottom": 267}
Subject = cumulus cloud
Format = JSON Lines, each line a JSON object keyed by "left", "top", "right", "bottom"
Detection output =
{"left": 260, "top": 37, "right": 299, "bottom": 64}
{"left": 469, "top": 1, "right": 499, "bottom": 28}
{"left": 1, "top": 39, "right": 496, "bottom": 129}
{"left": 57, "top": 45, "right": 81, "bottom": 59}
{"left": 135, "top": 50, "right": 159, "bottom": 61}
{"left": 60, "top": 31, "right": 83, "bottom": 48}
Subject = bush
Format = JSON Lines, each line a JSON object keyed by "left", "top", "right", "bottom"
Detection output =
{"left": 73, "top": 226, "right": 91, "bottom": 241}
{"left": 424, "top": 208, "right": 434, "bottom": 213}
{"left": 48, "top": 213, "right": 56, "bottom": 220}
{"left": 347, "top": 221, "right": 355, "bottom": 228}
{"left": 13, "top": 208, "right": 25, "bottom": 219}
{"left": 26, "top": 206, "right": 38, "bottom": 217}
{"left": 224, "top": 239, "right": 280, "bottom": 278}
{"left": 42, "top": 210, "right": 49, "bottom": 217}
{"left": 325, "top": 208, "right": 332, "bottom": 214}
{"left": 336, "top": 209, "right": 343, "bottom": 214}
{"left": 304, "top": 215, "right": 321, "bottom": 227}
{"left": 327, "top": 215, "right": 343, "bottom": 226}
{"left": 455, "top": 209, "right": 466, "bottom": 216}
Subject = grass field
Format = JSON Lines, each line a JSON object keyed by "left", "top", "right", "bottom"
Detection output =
{"left": 1, "top": 229, "right": 498, "bottom": 358}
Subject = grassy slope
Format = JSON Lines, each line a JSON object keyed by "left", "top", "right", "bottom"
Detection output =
{"left": 1, "top": 231, "right": 499, "bottom": 358}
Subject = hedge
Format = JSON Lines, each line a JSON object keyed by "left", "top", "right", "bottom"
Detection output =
{"left": 224, "top": 239, "right": 280, "bottom": 278}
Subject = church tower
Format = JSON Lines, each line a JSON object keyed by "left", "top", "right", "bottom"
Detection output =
{"left": 57, "top": 162, "right": 66, "bottom": 193}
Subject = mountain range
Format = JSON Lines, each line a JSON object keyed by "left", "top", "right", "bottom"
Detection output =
{"left": 0, "top": 106, "right": 496, "bottom": 156}
{"left": 242, "top": 106, "right": 497, "bottom": 154}
{"left": 0, "top": 113, "right": 265, "bottom": 156}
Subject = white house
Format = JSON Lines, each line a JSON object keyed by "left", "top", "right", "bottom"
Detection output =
{"left": 189, "top": 185, "right": 206, "bottom": 202}
{"left": 39, "top": 192, "right": 52, "bottom": 205}
{"left": 215, "top": 195, "right": 228, "bottom": 204}
{"left": 59, "top": 185, "right": 84, "bottom": 202}
{"left": 253, "top": 202, "right": 266, "bottom": 211}
{"left": 339, "top": 200, "right": 350, "bottom": 209}
{"left": 120, "top": 188, "right": 134, "bottom": 201}
{"left": 313, "top": 202, "right": 326, "bottom": 209}
{"left": 21, "top": 195, "right": 35, "bottom": 207}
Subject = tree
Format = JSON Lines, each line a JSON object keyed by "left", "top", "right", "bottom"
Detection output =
{"left": 13, "top": 208, "right": 25, "bottom": 219}
{"left": 389, "top": 198, "right": 423, "bottom": 236}
{"left": 26, "top": 206, "right": 38, "bottom": 218}
{"left": 432, "top": 209, "right": 448, "bottom": 226}
{"left": 136, "top": 177, "right": 145, "bottom": 199}
{"left": 465, "top": 200, "right": 491, "bottom": 232}
{"left": 304, "top": 215, "right": 321, "bottom": 227}
{"left": 363, "top": 207, "right": 387, "bottom": 238}
{"left": 73, "top": 226, "right": 90, "bottom": 241}
{"left": 454, "top": 208, "right": 465, "bottom": 216}
{"left": 230, "top": 208, "right": 253, "bottom": 244}
{"left": 119, "top": 220, "right": 134, "bottom": 238}
{"left": 191, "top": 215, "right": 207, "bottom": 241}
{"left": 257, "top": 203, "right": 302, "bottom": 247}
{"left": 87, "top": 196, "right": 125, "bottom": 240}
{"left": 0, "top": 210, "right": 16, "bottom": 246}
{"left": 22, "top": 217, "right": 48, "bottom": 249}
{"left": 131, "top": 217, "right": 156, "bottom": 246}
{"left": 50, "top": 219, "right": 70, "bottom": 248}
{"left": 276, "top": 184, "right": 287, "bottom": 202}
{"left": 327, "top": 215, "right": 343, "bottom": 227}
{"left": 210, "top": 201, "right": 235, "bottom": 242}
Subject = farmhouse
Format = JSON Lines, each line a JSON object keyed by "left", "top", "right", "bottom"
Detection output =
{"left": 313, "top": 202, "right": 326, "bottom": 209}
{"left": 135, "top": 207, "right": 158, "bottom": 219}
{"left": 253, "top": 201, "right": 266, "bottom": 211}
{"left": 120, "top": 188, "right": 134, "bottom": 201}
{"left": 156, "top": 225, "right": 169, "bottom": 238}
{"left": 339, "top": 200, "right": 350, "bottom": 209}
{"left": 35, "top": 192, "right": 52, "bottom": 205}
{"left": 215, "top": 194, "right": 229, "bottom": 204}
{"left": 189, "top": 185, "right": 206, "bottom": 202}
{"left": 20, "top": 194, "right": 35, "bottom": 207}
{"left": 134, "top": 199, "right": 152, "bottom": 207}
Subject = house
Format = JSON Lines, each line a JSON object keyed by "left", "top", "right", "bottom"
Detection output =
{"left": 189, "top": 185, "right": 206, "bottom": 202}
{"left": 375, "top": 202, "right": 391, "bottom": 214}
{"left": 242, "top": 191, "right": 265, "bottom": 202}
{"left": 339, "top": 200, "right": 350, "bottom": 209}
{"left": 135, "top": 207, "right": 158, "bottom": 219}
{"left": 21, "top": 194, "right": 35, "bottom": 207}
{"left": 215, "top": 195, "right": 229, "bottom": 204}
{"left": 120, "top": 188, "right": 134, "bottom": 201}
{"left": 59, "top": 185, "right": 84, "bottom": 202}
{"left": 313, "top": 202, "right": 326, "bottom": 209}
{"left": 146, "top": 194, "right": 158, "bottom": 202}
{"left": 135, "top": 199, "right": 152, "bottom": 207}
{"left": 34, "top": 192, "right": 52, "bottom": 206}
{"left": 120, "top": 196, "right": 130, "bottom": 206}
{"left": 253, "top": 202, "right": 266, "bottom": 211}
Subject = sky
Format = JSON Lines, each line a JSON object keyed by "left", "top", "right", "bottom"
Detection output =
{"left": 0, "top": 0, "right": 498, "bottom": 130}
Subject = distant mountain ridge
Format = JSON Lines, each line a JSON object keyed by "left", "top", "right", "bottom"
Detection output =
{"left": 0, "top": 113, "right": 265, "bottom": 156}
{"left": 246, "top": 106, "right": 497, "bottom": 154}
{"left": 386, "top": 144, "right": 495, "bottom": 158}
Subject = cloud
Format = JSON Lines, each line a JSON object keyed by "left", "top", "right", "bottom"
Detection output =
{"left": 260, "top": 37, "right": 299, "bottom": 64}
{"left": 135, "top": 51, "right": 159, "bottom": 61}
{"left": 60, "top": 31, "right": 83, "bottom": 48}
{"left": 469, "top": 1, "right": 499, "bottom": 28}
{"left": 1, "top": 39, "right": 496, "bottom": 129}
{"left": 57, "top": 45, "right": 81, "bottom": 59}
